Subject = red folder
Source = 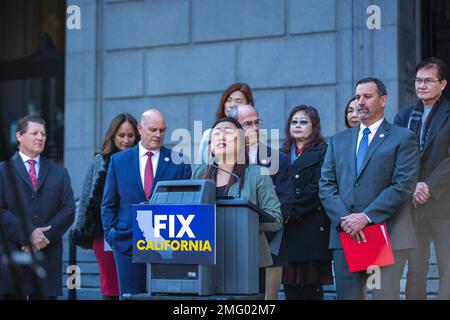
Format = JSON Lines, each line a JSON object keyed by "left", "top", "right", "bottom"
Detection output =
{"left": 339, "top": 222, "right": 395, "bottom": 273}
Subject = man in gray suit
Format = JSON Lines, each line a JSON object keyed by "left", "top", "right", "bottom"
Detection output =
{"left": 319, "top": 78, "right": 420, "bottom": 299}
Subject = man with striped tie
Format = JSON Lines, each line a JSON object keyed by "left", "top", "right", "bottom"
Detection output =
{"left": 0, "top": 115, "right": 75, "bottom": 299}
{"left": 319, "top": 78, "right": 420, "bottom": 299}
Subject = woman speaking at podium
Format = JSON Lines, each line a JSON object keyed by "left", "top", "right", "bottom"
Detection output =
{"left": 192, "top": 117, "right": 283, "bottom": 273}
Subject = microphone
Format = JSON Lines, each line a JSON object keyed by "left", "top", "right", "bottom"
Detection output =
{"left": 210, "top": 162, "right": 241, "bottom": 199}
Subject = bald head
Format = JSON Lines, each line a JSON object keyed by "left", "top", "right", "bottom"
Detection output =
{"left": 138, "top": 108, "right": 167, "bottom": 151}
{"left": 228, "top": 104, "right": 258, "bottom": 121}
{"left": 231, "top": 104, "right": 260, "bottom": 148}
{"left": 141, "top": 109, "right": 165, "bottom": 126}
{"left": 238, "top": 104, "right": 258, "bottom": 121}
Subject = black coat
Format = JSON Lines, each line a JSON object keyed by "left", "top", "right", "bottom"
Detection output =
{"left": 256, "top": 144, "right": 293, "bottom": 218}
{"left": 0, "top": 153, "right": 75, "bottom": 296}
{"left": 257, "top": 144, "right": 293, "bottom": 264}
{"left": 284, "top": 144, "right": 331, "bottom": 262}
{"left": 71, "top": 154, "right": 109, "bottom": 249}
{"left": 394, "top": 98, "right": 450, "bottom": 220}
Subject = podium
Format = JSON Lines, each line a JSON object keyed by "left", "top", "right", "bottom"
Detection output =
{"left": 124, "top": 180, "right": 275, "bottom": 300}
{"left": 144, "top": 180, "right": 216, "bottom": 296}
{"left": 215, "top": 199, "right": 274, "bottom": 295}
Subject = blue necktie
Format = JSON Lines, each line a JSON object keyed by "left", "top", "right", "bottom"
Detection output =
{"left": 356, "top": 128, "right": 371, "bottom": 175}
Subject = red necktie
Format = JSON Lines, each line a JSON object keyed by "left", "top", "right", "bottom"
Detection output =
{"left": 144, "top": 152, "right": 154, "bottom": 200}
{"left": 27, "top": 159, "right": 37, "bottom": 190}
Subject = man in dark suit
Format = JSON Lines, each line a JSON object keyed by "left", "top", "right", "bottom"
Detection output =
{"left": 394, "top": 57, "right": 450, "bottom": 300}
{"left": 319, "top": 78, "right": 420, "bottom": 299}
{"left": 0, "top": 115, "right": 75, "bottom": 299}
{"left": 0, "top": 114, "right": 9, "bottom": 162}
{"left": 229, "top": 104, "right": 292, "bottom": 300}
{"left": 102, "top": 109, "right": 192, "bottom": 296}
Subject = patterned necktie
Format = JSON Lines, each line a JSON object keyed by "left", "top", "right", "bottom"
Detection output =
{"left": 144, "top": 152, "right": 154, "bottom": 200}
{"left": 356, "top": 128, "right": 371, "bottom": 175}
{"left": 27, "top": 159, "right": 37, "bottom": 190}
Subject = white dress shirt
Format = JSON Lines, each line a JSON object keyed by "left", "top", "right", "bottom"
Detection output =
{"left": 249, "top": 144, "right": 258, "bottom": 164}
{"left": 356, "top": 117, "right": 384, "bottom": 154}
{"left": 354, "top": 118, "right": 384, "bottom": 223}
{"left": 138, "top": 142, "right": 160, "bottom": 190}
{"left": 19, "top": 151, "right": 41, "bottom": 178}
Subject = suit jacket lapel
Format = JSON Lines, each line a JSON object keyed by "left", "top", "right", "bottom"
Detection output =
{"left": 153, "top": 147, "right": 170, "bottom": 184}
{"left": 227, "top": 178, "right": 240, "bottom": 198}
{"left": 11, "top": 152, "right": 34, "bottom": 191}
{"left": 256, "top": 144, "right": 271, "bottom": 167}
{"left": 348, "top": 127, "right": 359, "bottom": 180}
{"left": 130, "top": 146, "right": 145, "bottom": 199}
{"left": 421, "top": 101, "right": 450, "bottom": 156}
{"left": 292, "top": 145, "right": 322, "bottom": 173}
{"left": 36, "top": 157, "right": 51, "bottom": 191}
{"left": 356, "top": 120, "right": 390, "bottom": 180}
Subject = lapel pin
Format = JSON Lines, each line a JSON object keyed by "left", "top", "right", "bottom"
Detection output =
{"left": 379, "top": 133, "right": 385, "bottom": 138}
{"left": 164, "top": 157, "right": 169, "bottom": 162}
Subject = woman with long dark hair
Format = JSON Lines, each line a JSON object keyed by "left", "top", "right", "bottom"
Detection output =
{"left": 282, "top": 106, "right": 333, "bottom": 300}
{"left": 215, "top": 83, "right": 255, "bottom": 119}
{"left": 71, "top": 113, "right": 140, "bottom": 299}
{"left": 197, "top": 83, "right": 255, "bottom": 164}
{"left": 192, "top": 117, "right": 282, "bottom": 278}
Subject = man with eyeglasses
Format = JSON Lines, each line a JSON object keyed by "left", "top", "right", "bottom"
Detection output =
{"left": 228, "top": 104, "right": 293, "bottom": 300}
{"left": 394, "top": 57, "right": 450, "bottom": 300}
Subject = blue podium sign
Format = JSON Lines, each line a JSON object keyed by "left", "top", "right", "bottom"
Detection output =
{"left": 132, "top": 204, "right": 216, "bottom": 265}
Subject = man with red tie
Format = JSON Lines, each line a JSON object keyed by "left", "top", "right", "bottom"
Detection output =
{"left": 102, "top": 109, "right": 192, "bottom": 296}
{"left": 0, "top": 115, "right": 75, "bottom": 299}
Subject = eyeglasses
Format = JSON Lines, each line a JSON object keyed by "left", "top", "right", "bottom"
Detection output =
{"left": 290, "top": 119, "right": 309, "bottom": 126}
{"left": 241, "top": 119, "right": 263, "bottom": 128}
{"left": 414, "top": 78, "right": 441, "bottom": 85}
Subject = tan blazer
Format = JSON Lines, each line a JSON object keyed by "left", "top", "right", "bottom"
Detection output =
{"left": 192, "top": 164, "right": 283, "bottom": 267}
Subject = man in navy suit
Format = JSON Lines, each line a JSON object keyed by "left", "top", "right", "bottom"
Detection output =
{"left": 102, "top": 109, "right": 192, "bottom": 296}
{"left": 0, "top": 115, "right": 75, "bottom": 299}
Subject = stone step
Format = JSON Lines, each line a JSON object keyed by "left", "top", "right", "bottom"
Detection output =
{"left": 63, "top": 261, "right": 100, "bottom": 274}
{"left": 63, "top": 273, "right": 102, "bottom": 288}
{"left": 62, "top": 287, "right": 102, "bottom": 300}
{"left": 61, "top": 233, "right": 442, "bottom": 299}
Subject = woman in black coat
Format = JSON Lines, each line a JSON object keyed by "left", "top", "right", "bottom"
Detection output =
{"left": 282, "top": 105, "right": 333, "bottom": 300}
